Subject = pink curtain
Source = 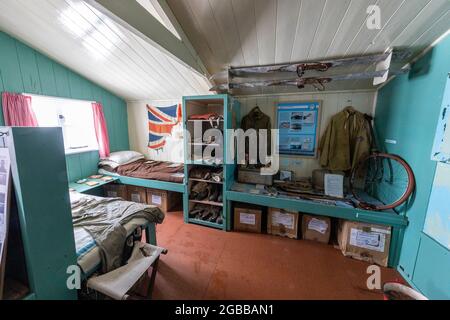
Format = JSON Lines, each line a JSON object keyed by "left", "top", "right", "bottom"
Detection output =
{"left": 2, "top": 92, "right": 38, "bottom": 126}
{"left": 92, "top": 102, "right": 110, "bottom": 158}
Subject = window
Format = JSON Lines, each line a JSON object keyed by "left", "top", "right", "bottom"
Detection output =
{"left": 29, "top": 95, "right": 98, "bottom": 154}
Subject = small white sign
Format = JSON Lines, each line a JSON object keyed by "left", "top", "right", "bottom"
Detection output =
{"left": 131, "top": 193, "right": 141, "bottom": 203}
{"left": 239, "top": 213, "right": 256, "bottom": 225}
{"left": 271, "top": 211, "right": 294, "bottom": 229}
{"left": 308, "top": 218, "right": 328, "bottom": 234}
{"left": 324, "top": 174, "right": 344, "bottom": 198}
{"left": 107, "top": 191, "right": 118, "bottom": 198}
{"left": 350, "top": 228, "right": 386, "bottom": 253}
{"left": 152, "top": 195, "right": 162, "bottom": 206}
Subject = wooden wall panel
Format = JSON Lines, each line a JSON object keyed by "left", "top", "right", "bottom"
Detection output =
{"left": 236, "top": 90, "right": 376, "bottom": 177}
{"left": 0, "top": 31, "right": 129, "bottom": 182}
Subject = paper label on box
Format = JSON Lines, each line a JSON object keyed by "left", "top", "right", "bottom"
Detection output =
{"left": 131, "top": 193, "right": 141, "bottom": 203}
{"left": 152, "top": 195, "right": 162, "bottom": 205}
{"left": 239, "top": 213, "right": 256, "bottom": 225}
{"left": 107, "top": 191, "right": 117, "bottom": 198}
{"left": 350, "top": 228, "right": 386, "bottom": 252}
{"left": 308, "top": 218, "right": 328, "bottom": 234}
{"left": 271, "top": 211, "right": 294, "bottom": 229}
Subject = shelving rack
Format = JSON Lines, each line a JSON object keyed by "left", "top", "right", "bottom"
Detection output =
{"left": 182, "top": 94, "right": 240, "bottom": 231}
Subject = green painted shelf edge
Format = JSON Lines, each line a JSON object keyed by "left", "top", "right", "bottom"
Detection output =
{"left": 226, "top": 190, "right": 408, "bottom": 228}
{"left": 188, "top": 218, "right": 224, "bottom": 230}
{"left": 116, "top": 175, "right": 185, "bottom": 193}
{"left": 69, "top": 177, "right": 119, "bottom": 193}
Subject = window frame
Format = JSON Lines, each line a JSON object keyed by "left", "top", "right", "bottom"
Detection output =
{"left": 26, "top": 94, "right": 99, "bottom": 155}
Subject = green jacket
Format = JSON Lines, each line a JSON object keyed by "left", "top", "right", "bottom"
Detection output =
{"left": 319, "top": 106, "right": 372, "bottom": 171}
{"left": 241, "top": 107, "right": 272, "bottom": 156}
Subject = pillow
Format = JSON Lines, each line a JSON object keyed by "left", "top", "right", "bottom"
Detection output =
{"left": 101, "top": 151, "right": 144, "bottom": 165}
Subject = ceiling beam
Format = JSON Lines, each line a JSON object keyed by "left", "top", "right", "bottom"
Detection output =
{"left": 88, "top": 0, "right": 208, "bottom": 76}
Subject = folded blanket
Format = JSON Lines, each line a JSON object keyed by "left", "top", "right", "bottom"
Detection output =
{"left": 114, "top": 159, "right": 184, "bottom": 183}
{"left": 71, "top": 193, "right": 164, "bottom": 273}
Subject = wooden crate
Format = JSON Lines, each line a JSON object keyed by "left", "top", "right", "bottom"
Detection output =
{"left": 126, "top": 185, "right": 147, "bottom": 204}
{"left": 234, "top": 205, "right": 262, "bottom": 233}
{"left": 103, "top": 184, "right": 127, "bottom": 200}
{"left": 146, "top": 188, "right": 182, "bottom": 212}
{"left": 267, "top": 208, "right": 299, "bottom": 239}
{"left": 238, "top": 167, "right": 273, "bottom": 185}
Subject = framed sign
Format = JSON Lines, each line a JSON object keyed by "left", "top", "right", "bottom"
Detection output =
{"left": 277, "top": 102, "right": 321, "bottom": 157}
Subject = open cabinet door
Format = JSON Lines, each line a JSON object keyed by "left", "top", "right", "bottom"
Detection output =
{"left": 416, "top": 74, "right": 450, "bottom": 299}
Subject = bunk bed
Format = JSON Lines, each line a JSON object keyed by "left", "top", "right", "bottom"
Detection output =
{"left": 70, "top": 191, "right": 164, "bottom": 278}
{"left": 98, "top": 151, "right": 185, "bottom": 193}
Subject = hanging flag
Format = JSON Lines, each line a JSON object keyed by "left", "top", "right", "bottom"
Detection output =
{"left": 147, "top": 104, "right": 182, "bottom": 150}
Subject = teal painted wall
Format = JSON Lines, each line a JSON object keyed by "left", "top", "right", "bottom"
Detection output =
{"left": 0, "top": 31, "right": 129, "bottom": 181}
{"left": 375, "top": 34, "right": 450, "bottom": 299}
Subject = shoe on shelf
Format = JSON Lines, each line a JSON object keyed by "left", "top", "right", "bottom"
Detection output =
{"left": 208, "top": 185, "right": 219, "bottom": 202}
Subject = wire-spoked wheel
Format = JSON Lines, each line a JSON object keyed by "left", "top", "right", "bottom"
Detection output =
{"left": 350, "top": 153, "right": 415, "bottom": 211}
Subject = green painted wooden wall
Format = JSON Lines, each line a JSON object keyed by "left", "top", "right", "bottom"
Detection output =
{"left": 375, "top": 34, "right": 450, "bottom": 299}
{"left": 0, "top": 31, "right": 129, "bottom": 182}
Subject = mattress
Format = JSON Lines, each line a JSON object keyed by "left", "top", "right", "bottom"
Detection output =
{"left": 99, "top": 160, "right": 184, "bottom": 183}
{"left": 75, "top": 218, "right": 151, "bottom": 275}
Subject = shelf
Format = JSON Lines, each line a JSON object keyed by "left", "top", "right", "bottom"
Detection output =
{"left": 226, "top": 190, "right": 408, "bottom": 228}
{"left": 189, "top": 178, "right": 223, "bottom": 184}
{"left": 189, "top": 199, "right": 224, "bottom": 207}
{"left": 187, "top": 119, "right": 224, "bottom": 122}
{"left": 189, "top": 142, "right": 221, "bottom": 147}
{"left": 188, "top": 218, "right": 223, "bottom": 230}
{"left": 69, "top": 176, "right": 119, "bottom": 193}
{"left": 187, "top": 160, "right": 223, "bottom": 166}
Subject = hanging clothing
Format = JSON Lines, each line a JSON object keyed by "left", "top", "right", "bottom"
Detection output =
{"left": 92, "top": 102, "right": 111, "bottom": 158}
{"left": 319, "top": 106, "right": 372, "bottom": 171}
{"left": 2, "top": 92, "right": 38, "bottom": 126}
{"left": 241, "top": 107, "right": 272, "bottom": 157}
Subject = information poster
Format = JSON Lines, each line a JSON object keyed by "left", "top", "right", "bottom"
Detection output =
{"left": 277, "top": 102, "right": 320, "bottom": 157}
{"left": 0, "top": 147, "right": 11, "bottom": 298}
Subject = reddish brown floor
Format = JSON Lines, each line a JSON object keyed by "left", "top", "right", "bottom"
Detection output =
{"left": 152, "top": 212, "right": 401, "bottom": 300}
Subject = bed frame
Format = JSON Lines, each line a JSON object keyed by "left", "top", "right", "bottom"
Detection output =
{"left": 115, "top": 175, "right": 186, "bottom": 194}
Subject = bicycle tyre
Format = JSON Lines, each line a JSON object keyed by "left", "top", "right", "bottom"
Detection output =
{"left": 350, "top": 153, "right": 415, "bottom": 211}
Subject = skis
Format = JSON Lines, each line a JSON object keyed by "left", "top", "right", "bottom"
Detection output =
{"left": 226, "top": 50, "right": 410, "bottom": 77}
{"left": 211, "top": 68, "right": 409, "bottom": 92}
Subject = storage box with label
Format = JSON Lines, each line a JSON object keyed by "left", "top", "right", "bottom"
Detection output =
{"left": 337, "top": 220, "right": 391, "bottom": 267}
{"left": 146, "top": 188, "right": 182, "bottom": 212}
{"left": 127, "top": 186, "right": 147, "bottom": 204}
{"left": 302, "top": 214, "right": 331, "bottom": 244}
{"left": 233, "top": 205, "right": 262, "bottom": 233}
{"left": 267, "top": 208, "right": 299, "bottom": 239}
{"left": 103, "top": 184, "right": 127, "bottom": 200}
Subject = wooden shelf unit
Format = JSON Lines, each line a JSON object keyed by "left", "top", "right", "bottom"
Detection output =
{"left": 182, "top": 94, "right": 240, "bottom": 231}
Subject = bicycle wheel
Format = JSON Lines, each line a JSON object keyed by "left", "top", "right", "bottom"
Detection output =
{"left": 350, "top": 153, "right": 415, "bottom": 211}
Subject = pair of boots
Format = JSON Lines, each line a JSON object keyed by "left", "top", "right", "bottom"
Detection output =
{"left": 190, "top": 182, "right": 222, "bottom": 202}
{"left": 189, "top": 204, "right": 223, "bottom": 224}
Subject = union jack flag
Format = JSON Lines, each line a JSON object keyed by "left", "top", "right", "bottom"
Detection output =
{"left": 147, "top": 104, "right": 182, "bottom": 150}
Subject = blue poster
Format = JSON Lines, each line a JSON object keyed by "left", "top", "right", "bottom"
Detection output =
{"left": 277, "top": 102, "right": 320, "bottom": 157}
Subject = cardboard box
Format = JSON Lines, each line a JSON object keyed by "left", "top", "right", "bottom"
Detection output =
{"left": 103, "top": 184, "right": 127, "bottom": 200}
{"left": 338, "top": 220, "right": 391, "bottom": 267}
{"left": 234, "top": 206, "right": 262, "bottom": 233}
{"left": 267, "top": 208, "right": 299, "bottom": 239}
{"left": 127, "top": 186, "right": 147, "bottom": 204}
{"left": 302, "top": 214, "right": 331, "bottom": 244}
{"left": 146, "top": 188, "right": 182, "bottom": 212}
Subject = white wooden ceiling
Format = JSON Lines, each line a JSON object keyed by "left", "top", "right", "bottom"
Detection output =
{"left": 167, "top": 0, "right": 450, "bottom": 93}
{"left": 0, "top": 0, "right": 449, "bottom": 98}
{"left": 0, "top": 0, "right": 211, "bottom": 101}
